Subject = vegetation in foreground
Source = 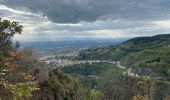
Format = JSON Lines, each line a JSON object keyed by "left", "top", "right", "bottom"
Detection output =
{"left": 0, "top": 19, "right": 83, "bottom": 100}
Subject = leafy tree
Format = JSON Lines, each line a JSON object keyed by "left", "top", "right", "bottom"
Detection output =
{"left": 0, "top": 18, "right": 39, "bottom": 99}
{"left": 0, "top": 18, "right": 22, "bottom": 57}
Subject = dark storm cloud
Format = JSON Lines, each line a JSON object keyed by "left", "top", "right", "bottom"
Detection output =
{"left": 1, "top": 0, "right": 170, "bottom": 23}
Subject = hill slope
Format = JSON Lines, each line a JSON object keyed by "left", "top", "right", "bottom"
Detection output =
{"left": 76, "top": 34, "right": 170, "bottom": 77}
{"left": 73, "top": 34, "right": 170, "bottom": 100}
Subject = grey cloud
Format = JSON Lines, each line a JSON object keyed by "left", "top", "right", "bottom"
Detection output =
{"left": 1, "top": 0, "right": 170, "bottom": 23}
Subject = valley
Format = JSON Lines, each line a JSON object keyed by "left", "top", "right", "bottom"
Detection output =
{"left": 1, "top": 1, "right": 170, "bottom": 99}
{"left": 2, "top": 29, "right": 170, "bottom": 100}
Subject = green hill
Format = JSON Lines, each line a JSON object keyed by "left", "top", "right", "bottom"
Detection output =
{"left": 74, "top": 34, "right": 170, "bottom": 100}
{"left": 76, "top": 34, "right": 170, "bottom": 61}
{"left": 121, "top": 34, "right": 170, "bottom": 51}
{"left": 120, "top": 34, "right": 170, "bottom": 77}
{"left": 76, "top": 34, "right": 170, "bottom": 76}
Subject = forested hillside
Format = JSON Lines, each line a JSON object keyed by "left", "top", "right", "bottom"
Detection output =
{"left": 73, "top": 34, "right": 170, "bottom": 100}
{"left": 77, "top": 34, "right": 170, "bottom": 61}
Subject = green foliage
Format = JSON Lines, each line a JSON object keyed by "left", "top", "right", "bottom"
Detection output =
{"left": 121, "top": 47, "right": 170, "bottom": 77}
{"left": 62, "top": 63, "right": 112, "bottom": 100}
{"left": 49, "top": 80, "right": 62, "bottom": 92}
{"left": 98, "top": 67, "right": 135, "bottom": 100}
{"left": 136, "top": 77, "right": 156, "bottom": 100}
{"left": 72, "top": 76, "right": 103, "bottom": 100}
{"left": 8, "top": 83, "right": 35, "bottom": 100}
{"left": 98, "top": 68, "right": 157, "bottom": 100}
{"left": 63, "top": 62, "right": 116, "bottom": 76}
{"left": 31, "top": 68, "right": 81, "bottom": 100}
{"left": 76, "top": 46, "right": 126, "bottom": 61}
{"left": 0, "top": 19, "right": 23, "bottom": 57}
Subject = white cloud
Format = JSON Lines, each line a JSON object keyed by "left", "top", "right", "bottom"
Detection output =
{"left": 87, "top": 30, "right": 124, "bottom": 38}
{"left": 152, "top": 20, "right": 170, "bottom": 28}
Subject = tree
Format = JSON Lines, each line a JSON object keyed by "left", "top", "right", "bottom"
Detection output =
{"left": 0, "top": 18, "right": 23, "bottom": 57}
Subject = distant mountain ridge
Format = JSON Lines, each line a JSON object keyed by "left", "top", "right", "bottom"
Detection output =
{"left": 124, "top": 34, "right": 170, "bottom": 44}
{"left": 20, "top": 39, "right": 127, "bottom": 51}
{"left": 122, "top": 34, "right": 170, "bottom": 50}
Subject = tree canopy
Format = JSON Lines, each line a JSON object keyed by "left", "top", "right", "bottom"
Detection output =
{"left": 0, "top": 18, "right": 23, "bottom": 57}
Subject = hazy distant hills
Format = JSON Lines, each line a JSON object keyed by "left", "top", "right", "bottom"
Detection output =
{"left": 20, "top": 38, "right": 128, "bottom": 51}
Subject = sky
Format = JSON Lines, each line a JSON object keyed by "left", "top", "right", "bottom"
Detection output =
{"left": 0, "top": 0, "right": 170, "bottom": 41}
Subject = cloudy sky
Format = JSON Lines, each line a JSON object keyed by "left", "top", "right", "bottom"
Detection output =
{"left": 1, "top": 0, "right": 170, "bottom": 41}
